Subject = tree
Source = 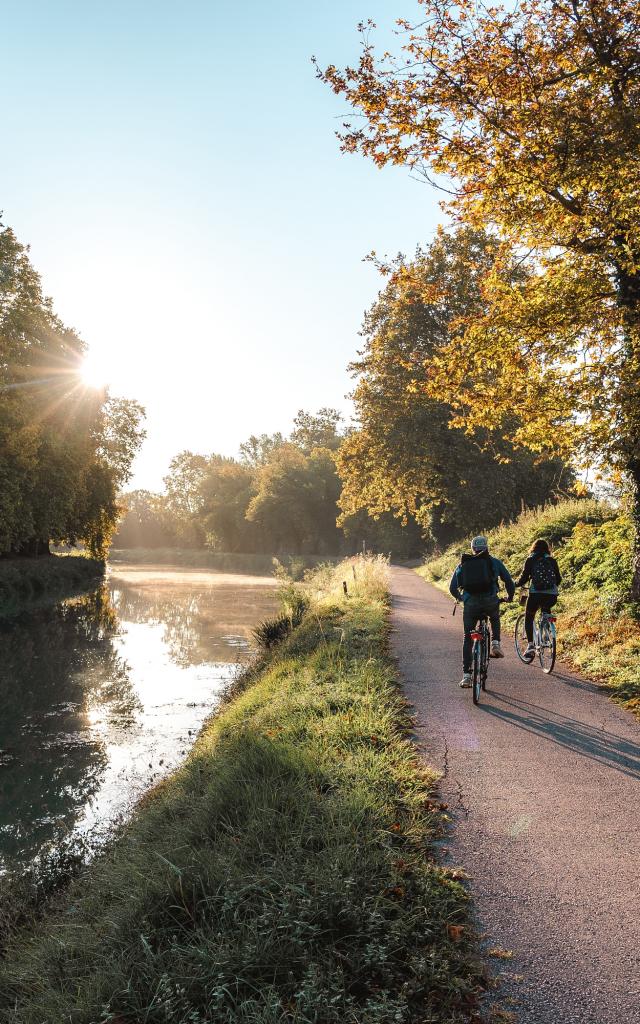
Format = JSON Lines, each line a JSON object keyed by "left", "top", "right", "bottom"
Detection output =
{"left": 199, "top": 458, "right": 258, "bottom": 551}
{"left": 341, "top": 508, "right": 424, "bottom": 559}
{"left": 162, "top": 451, "right": 211, "bottom": 547}
{"left": 113, "top": 490, "right": 177, "bottom": 549}
{"left": 246, "top": 444, "right": 343, "bottom": 553}
{"left": 238, "top": 432, "right": 286, "bottom": 467}
{"left": 96, "top": 397, "right": 146, "bottom": 491}
{"left": 320, "top": 0, "right": 640, "bottom": 595}
{"left": 0, "top": 223, "right": 144, "bottom": 559}
{"left": 290, "top": 408, "right": 345, "bottom": 452}
{"left": 337, "top": 227, "right": 572, "bottom": 546}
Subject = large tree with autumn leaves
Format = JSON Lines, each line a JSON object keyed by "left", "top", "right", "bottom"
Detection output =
{"left": 320, "top": 0, "right": 640, "bottom": 598}
{"left": 337, "top": 227, "right": 572, "bottom": 545}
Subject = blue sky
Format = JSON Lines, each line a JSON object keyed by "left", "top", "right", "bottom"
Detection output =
{"left": 2, "top": 0, "right": 441, "bottom": 489}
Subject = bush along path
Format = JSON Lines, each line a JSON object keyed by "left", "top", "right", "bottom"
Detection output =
{"left": 421, "top": 498, "right": 640, "bottom": 713}
{"left": 0, "top": 557, "right": 483, "bottom": 1024}
{"left": 391, "top": 565, "right": 640, "bottom": 1024}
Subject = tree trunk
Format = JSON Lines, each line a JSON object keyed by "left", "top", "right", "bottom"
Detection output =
{"left": 622, "top": 460, "right": 638, "bottom": 602}
{"left": 614, "top": 264, "right": 640, "bottom": 602}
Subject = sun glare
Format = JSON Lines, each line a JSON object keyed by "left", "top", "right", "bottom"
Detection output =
{"left": 80, "top": 353, "right": 110, "bottom": 391}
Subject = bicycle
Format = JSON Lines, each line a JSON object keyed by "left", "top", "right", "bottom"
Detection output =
{"left": 514, "top": 594, "right": 557, "bottom": 674}
{"left": 469, "top": 613, "right": 491, "bottom": 705}
{"left": 455, "top": 597, "right": 508, "bottom": 705}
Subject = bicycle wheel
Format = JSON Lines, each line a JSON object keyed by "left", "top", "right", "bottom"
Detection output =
{"left": 538, "top": 620, "right": 556, "bottom": 674}
{"left": 472, "top": 643, "right": 482, "bottom": 705}
{"left": 481, "top": 627, "right": 489, "bottom": 690}
{"left": 514, "top": 614, "right": 530, "bottom": 663}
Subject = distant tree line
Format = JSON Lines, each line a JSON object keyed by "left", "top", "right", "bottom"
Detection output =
{"left": 0, "top": 223, "right": 145, "bottom": 559}
{"left": 115, "top": 409, "right": 423, "bottom": 558}
{"left": 116, "top": 232, "right": 573, "bottom": 559}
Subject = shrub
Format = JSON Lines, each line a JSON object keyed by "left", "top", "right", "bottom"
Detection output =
{"left": 251, "top": 613, "right": 293, "bottom": 649}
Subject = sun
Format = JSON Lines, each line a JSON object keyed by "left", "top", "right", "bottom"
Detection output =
{"left": 80, "top": 351, "right": 110, "bottom": 391}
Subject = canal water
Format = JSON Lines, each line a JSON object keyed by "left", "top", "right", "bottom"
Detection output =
{"left": 0, "top": 566, "right": 278, "bottom": 873}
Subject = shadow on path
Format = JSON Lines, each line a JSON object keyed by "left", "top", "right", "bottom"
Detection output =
{"left": 481, "top": 690, "right": 640, "bottom": 779}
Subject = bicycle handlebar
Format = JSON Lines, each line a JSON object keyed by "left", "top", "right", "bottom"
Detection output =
{"left": 453, "top": 594, "right": 512, "bottom": 616}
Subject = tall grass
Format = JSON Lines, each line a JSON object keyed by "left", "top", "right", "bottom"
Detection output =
{"left": 419, "top": 499, "right": 639, "bottom": 710}
{"left": 0, "top": 555, "right": 481, "bottom": 1024}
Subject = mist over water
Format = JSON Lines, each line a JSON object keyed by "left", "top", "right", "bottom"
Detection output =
{"left": 0, "top": 568, "right": 277, "bottom": 872}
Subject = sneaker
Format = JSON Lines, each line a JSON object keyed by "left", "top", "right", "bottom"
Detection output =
{"left": 491, "top": 640, "right": 504, "bottom": 658}
{"left": 524, "top": 642, "right": 535, "bottom": 662}
{"left": 459, "top": 673, "right": 472, "bottom": 688}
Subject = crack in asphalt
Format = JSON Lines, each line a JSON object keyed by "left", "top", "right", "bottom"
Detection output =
{"left": 440, "top": 739, "right": 469, "bottom": 816}
{"left": 454, "top": 778, "right": 470, "bottom": 818}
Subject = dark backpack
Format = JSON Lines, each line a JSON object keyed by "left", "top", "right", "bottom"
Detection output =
{"left": 458, "top": 552, "right": 496, "bottom": 594}
{"left": 530, "top": 554, "right": 557, "bottom": 591}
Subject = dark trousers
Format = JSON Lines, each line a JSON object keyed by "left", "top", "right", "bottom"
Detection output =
{"left": 525, "top": 593, "right": 557, "bottom": 642}
{"left": 462, "top": 595, "right": 500, "bottom": 672}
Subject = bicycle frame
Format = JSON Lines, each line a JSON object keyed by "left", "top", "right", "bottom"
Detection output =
{"left": 515, "top": 601, "right": 557, "bottom": 674}
{"left": 533, "top": 611, "right": 556, "bottom": 645}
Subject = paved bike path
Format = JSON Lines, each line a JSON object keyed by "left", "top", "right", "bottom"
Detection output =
{"left": 390, "top": 567, "right": 640, "bottom": 1024}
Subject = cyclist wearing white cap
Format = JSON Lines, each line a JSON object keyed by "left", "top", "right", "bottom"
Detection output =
{"left": 449, "top": 536, "right": 515, "bottom": 688}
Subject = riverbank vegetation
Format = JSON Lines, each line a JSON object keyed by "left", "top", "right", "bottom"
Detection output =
{"left": 420, "top": 499, "right": 639, "bottom": 710}
{"left": 0, "top": 557, "right": 482, "bottom": 1024}
{"left": 0, "top": 555, "right": 103, "bottom": 617}
{"left": 0, "top": 223, "right": 144, "bottom": 561}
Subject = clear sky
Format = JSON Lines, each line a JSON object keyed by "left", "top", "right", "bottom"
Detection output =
{"left": 2, "top": 0, "right": 441, "bottom": 490}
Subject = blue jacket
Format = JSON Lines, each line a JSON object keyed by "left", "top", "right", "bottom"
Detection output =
{"left": 449, "top": 554, "right": 515, "bottom": 603}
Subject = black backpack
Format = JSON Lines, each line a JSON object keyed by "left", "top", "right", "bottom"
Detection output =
{"left": 530, "top": 554, "right": 557, "bottom": 591}
{"left": 458, "top": 552, "right": 496, "bottom": 594}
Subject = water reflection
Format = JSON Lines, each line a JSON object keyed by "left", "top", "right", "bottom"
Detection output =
{"left": 0, "top": 570, "right": 277, "bottom": 871}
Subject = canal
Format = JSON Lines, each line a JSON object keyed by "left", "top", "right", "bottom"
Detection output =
{"left": 0, "top": 565, "right": 277, "bottom": 872}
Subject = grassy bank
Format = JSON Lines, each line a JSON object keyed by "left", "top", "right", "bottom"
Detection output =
{"left": 0, "top": 556, "right": 480, "bottom": 1024}
{"left": 109, "top": 548, "right": 339, "bottom": 578}
{"left": 0, "top": 555, "right": 104, "bottom": 618}
{"left": 419, "top": 499, "right": 640, "bottom": 711}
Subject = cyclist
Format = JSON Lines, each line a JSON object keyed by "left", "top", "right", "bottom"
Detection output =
{"left": 450, "top": 536, "right": 515, "bottom": 688}
{"left": 515, "top": 538, "right": 561, "bottom": 662}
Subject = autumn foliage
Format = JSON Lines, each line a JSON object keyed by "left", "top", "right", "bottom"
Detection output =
{"left": 319, "top": 0, "right": 640, "bottom": 597}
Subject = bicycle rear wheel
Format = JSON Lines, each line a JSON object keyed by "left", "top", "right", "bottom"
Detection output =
{"left": 538, "top": 620, "right": 556, "bottom": 674}
{"left": 481, "top": 629, "right": 489, "bottom": 690}
{"left": 472, "top": 643, "right": 482, "bottom": 705}
{"left": 514, "top": 614, "right": 530, "bottom": 663}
